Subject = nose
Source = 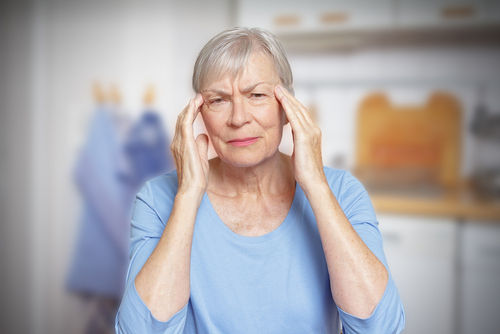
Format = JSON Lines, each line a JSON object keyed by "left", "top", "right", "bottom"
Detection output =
{"left": 228, "top": 97, "right": 250, "bottom": 127}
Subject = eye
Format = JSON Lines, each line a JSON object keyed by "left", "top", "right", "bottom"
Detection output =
{"left": 251, "top": 93, "right": 266, "bottom": 99}
{"left": 210, "top": 98, "right": 225, "bottom": 104}
{"left": 207, "top": 97, "right": 229, "bottom": 111}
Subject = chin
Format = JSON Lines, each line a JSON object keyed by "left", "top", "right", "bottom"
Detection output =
{"left": 217, "top": 149, "right": 279, "bottom": 168}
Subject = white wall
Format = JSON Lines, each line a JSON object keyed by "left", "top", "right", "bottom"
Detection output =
{"left": 0, "top": 1, "right": 34, "bottom": 334}
{"left": 2, "top": 0, "right": 232, "bottom": 333}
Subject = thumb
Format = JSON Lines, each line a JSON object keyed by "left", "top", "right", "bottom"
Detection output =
{"left": 196, "top": 133, "right": 209, "bottom": 161}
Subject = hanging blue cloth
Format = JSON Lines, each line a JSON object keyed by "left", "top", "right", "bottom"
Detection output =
{"left": 67, "top": 107, "right": 134, "bottom": 298}
{"left": 67, "top": 108, "right": 172, "bottom": 299}
{"left": 124, "top": 110, "right": 174, "bottom": 190}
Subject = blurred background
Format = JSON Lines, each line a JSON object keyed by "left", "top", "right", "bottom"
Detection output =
{"left": 1, "top": 0, "right": 500, "bottom": 333}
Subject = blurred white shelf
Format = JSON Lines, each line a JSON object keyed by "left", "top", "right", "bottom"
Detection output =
{"left": 293, "top": 77, "right": 500, "bottom": 89}
{"left": 276, "top": 24, "right": 500, "bottom": 52}
{"left": 238, "top": 0, "right": 500, "bottom": 52}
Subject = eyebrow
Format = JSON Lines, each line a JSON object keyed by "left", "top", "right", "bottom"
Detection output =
{"left": 241, "top": 82, "right": 273, "bottom": 93}
{"left": 201, "top": 89, "right": 231, "bottom": 96}
{"left": 201, "top": 82, "right": 273, "bottom": 95}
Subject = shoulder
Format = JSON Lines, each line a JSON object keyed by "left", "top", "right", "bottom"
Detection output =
{"left": 147, "top": 170, "right": 179, "bottom": 197}
{"left": 138, "top": 170, "right": 179, "bottom": 204}
{"left": 322, "top": 166, "right": 348, "bottom": 183}
{"left": 323, "top": 167, "right": 366, "bottom": 197}
{"left": 323, "top": 167, "right": 373, "bottom": 216}
{"left": 130, "top": 170, "right": 180, "bottom": 236}
{"left": 135, "top": 170, "right": 179, "bottom": 216}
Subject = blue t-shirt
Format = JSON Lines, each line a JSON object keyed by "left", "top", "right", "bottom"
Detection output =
{"left": 116, "top": 167, "right": 405, "bottom": 334}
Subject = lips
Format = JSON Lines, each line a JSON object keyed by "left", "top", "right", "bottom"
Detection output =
{"left": 227, "top": 137, "right": 259, "bottom": 147}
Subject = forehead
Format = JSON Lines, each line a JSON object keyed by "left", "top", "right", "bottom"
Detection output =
{"left": 202, "top": 52, "right": 279, "bottom": 92}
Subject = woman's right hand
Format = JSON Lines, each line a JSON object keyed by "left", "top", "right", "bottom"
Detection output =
{"left": 136, "top": 93, "right": 208, "bottom": 322}
{"left": 170, "top": 93, "right": 209, "bottom": 199}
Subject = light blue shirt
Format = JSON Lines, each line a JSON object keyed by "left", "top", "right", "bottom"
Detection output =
{"left": 116, "top": 167, "right": 405, "bottom": 333}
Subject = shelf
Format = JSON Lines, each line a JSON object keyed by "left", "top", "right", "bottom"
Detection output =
{"left": 369, "top": 185, "right": 500, "bottom": 222}
{"left": 276, "top": 24, "right": 500, "bottom": 52}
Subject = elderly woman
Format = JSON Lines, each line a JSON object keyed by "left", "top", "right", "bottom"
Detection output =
{"left": 115, "top": 27, "right": 405, "bottom": 333}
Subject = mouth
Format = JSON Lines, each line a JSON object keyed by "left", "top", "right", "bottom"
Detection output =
{"left": 227, "top": 137, "right": 259, "bottom": 147}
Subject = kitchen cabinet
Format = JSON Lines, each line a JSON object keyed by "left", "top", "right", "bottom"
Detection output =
{"left": 377, "top": 214, "right": 457, "bottom": 334}
{"left": 397, "top": 0, "right": 488, "bottom": 28}
{"left": 238, "top": 0, "right": 395, "bottom": 33}
{"left": 237, "top": 0, "right": 500, "bottom": 32}
{"left": 237, "top": 0, "right": 500, "bottom": 51}
{"left": 460, "top": 221, "right": 500, "bottom": 333}
{"left": 377, "top": 213, "right": 500, "bottom": 334}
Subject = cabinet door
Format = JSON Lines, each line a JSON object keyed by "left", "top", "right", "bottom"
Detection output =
{"left": 237, "top": 0, "right": 394, "bottom": 33}
{"left": 460, "top": 221, "right": 500, "bottom": 333}
{"left": 484, "top": 0, "right": 500, "bottom": 22}
{"left": 397, "top": 0, "right": 487, "bottom": 28}
{"left": 377, "top": 214, "right": 457, "bottom": 334}
{"left": 312, "top": 0, "right": 395, "bottom": 30}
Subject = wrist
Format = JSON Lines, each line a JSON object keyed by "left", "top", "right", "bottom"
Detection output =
{"left": 298, "top": 172, "right": 328, "bottom": 195}
{"left": 300, "top": 177, "right": 332, "bottom": 201}
{"left": 176, "top": 186, "right": 205, "bottom": 206}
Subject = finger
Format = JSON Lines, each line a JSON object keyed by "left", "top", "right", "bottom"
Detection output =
{"left": 275, "top": 85, "right": 305, "bottom": 130}
{"left": 190, "top": 93, "right": 204, "bottom": 121}
{"left": 275, "top": 85, "right": 308, "bottom": 126}
{"left": 181, "top": 98, "right": 200, "bottom": 137}
{"left": 196, "top": 133, "right": 209, "bottom": 162}
{"left": 183, "top": 94, "right": 204, "bottom": 132}
{"left": 172, "top": 102, "right": 189, "bottom": 146}
{"left": 175, "top": 100, "right": 191, "bottom": 130}
{"left": 193, "top": 93, "right": 204, "bottom": 112}
{"left": 276, "top": 85, "right": 315, "bottom": 126}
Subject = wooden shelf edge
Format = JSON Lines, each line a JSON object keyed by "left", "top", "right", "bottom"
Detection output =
{"left": 371, "top": 194, "right": 500, "bottom": 222}
{"left": 277, "top": 24, "right": 500, "bottom": 52}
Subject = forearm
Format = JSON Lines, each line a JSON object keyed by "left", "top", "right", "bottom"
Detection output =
{"left": 135, "top": 190, "right": 202, "bottom": 322}
{"left": 304, "top": 182, "right": 388, "bottom": 318}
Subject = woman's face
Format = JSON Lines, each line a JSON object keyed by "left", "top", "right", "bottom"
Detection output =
{"left": 200, "top": 52, "right": 286, "bottom": 168}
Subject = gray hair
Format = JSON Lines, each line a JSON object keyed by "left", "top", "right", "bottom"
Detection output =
{"left": 192, "top": 27, "right": 294, "bottom": 95}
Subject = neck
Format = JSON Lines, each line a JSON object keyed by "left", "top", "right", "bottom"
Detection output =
{"left": 208, "top": 152, "right": 295, "bottom": 198}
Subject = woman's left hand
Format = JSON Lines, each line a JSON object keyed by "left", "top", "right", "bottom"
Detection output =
{"left": 275, "top": 86, "right": 390, "bottom": 320}
{"left": 274, "top": 85, "right": 327, "bottom": 192}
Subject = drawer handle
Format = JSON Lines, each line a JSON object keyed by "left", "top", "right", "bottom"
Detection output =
{"left": 274, "top": 14, "right": 301, "bottom": 27}
{"left": 320, "top": 12, "right": 349, "bottom": 25}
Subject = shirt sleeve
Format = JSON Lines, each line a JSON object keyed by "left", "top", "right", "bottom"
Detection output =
{"left": 115, "top": 177, "right": 189, "bottom": 334}
{"left": 334, "top": 170, "right": 405, "bottom": 334}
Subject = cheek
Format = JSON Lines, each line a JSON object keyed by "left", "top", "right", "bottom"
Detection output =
{"left": 201, "top": 111, "right": 222, "bottom": 136}
{"left": 255, "top": 99, "right": 284, "bottom": 128}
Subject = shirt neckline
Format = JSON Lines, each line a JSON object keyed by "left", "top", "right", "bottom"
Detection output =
{"left": 201, "top": 182, "right": 303, "bottom": 244}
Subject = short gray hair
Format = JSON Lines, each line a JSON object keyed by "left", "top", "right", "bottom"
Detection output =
{"left": 192, "top": 27, "right": 294, "bottom": 95}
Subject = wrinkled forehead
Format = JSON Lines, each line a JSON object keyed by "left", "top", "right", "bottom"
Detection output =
{"left": 201, "top": 51, "right": 280, "bottom": 92}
